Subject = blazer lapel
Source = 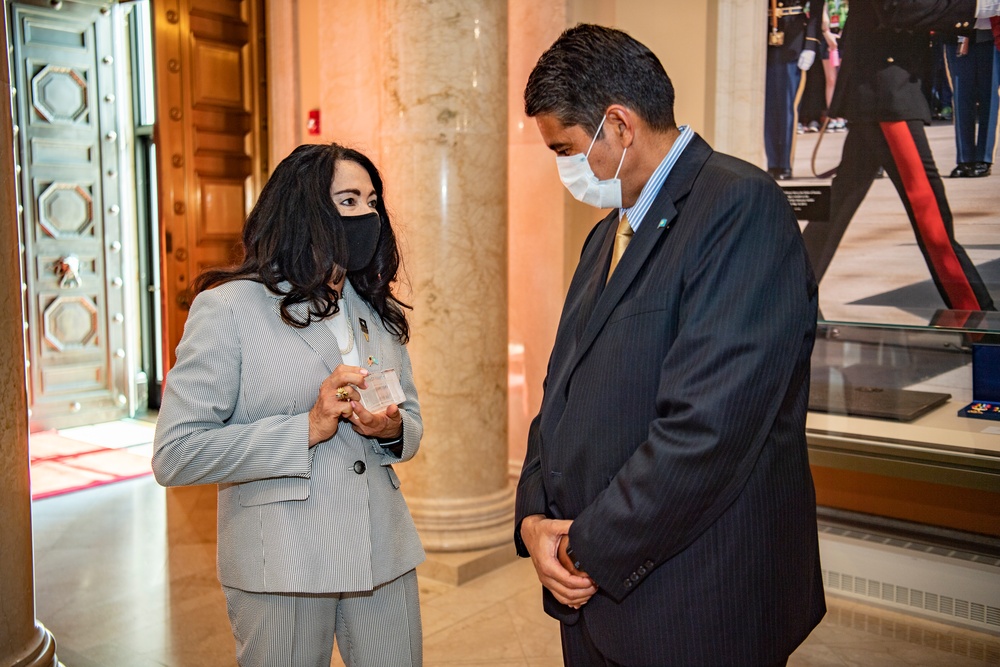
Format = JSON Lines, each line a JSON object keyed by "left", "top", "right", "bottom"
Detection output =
{"left": 571, "top": 210, "right": 619, "bottom": 342}
{"left": 541, "top": 210, "right": 618, "bottom": 403}
{"left": 272, "top": 286, "right": 345, "bottom": 373}
{"left": 342, "top": 280, "right": 376, "bottom": 368}
{"left": 562, "top": 134, "right": 714, "bottom": 379}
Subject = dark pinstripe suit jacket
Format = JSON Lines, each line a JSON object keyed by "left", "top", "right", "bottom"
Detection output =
{"left": 154, "top": 279, "right": 425, "bottom": 594}
{"left": 515, "top": 135, "right": 826, "bottom": 665}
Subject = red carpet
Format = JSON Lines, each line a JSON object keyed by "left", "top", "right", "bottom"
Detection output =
{"left": 29, "top": 420, "right": 155, "bottom": 501}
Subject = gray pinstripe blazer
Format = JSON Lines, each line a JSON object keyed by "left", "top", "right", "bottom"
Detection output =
{"left": 153, "top": 279, "right": 425, "bottom": 594}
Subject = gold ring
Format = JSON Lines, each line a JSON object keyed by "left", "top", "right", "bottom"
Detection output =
{"left": 336, "top": 387, "right": 351, "bottom": 401}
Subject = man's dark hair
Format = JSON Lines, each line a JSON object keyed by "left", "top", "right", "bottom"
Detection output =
{"left": 524, "top": 24, "right": 676, "bottom": 135}
{"left": 193, "top": 143, "right": 411, "bottom": 342}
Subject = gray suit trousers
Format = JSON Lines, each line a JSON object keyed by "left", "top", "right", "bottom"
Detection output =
{"left": 223, "top": 569, "right": 421, "bottom": 667}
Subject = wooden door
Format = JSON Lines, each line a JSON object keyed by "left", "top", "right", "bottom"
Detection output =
{"left": 152, "top": 0, "right": 266, "bottom": 369}
{"left": 10, "top": 0, "right": 130, "bottom": 428}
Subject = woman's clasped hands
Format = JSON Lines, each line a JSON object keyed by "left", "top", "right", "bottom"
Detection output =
{"left": 307, "top": 365, "right": 403, "bottom": 446}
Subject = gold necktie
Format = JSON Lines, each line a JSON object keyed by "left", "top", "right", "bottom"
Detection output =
{"left": 607, "top": 213, "right": 633, "bottom": 282}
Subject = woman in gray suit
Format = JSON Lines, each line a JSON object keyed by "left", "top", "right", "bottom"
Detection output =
{"left": 153, "top": 144, "right": 425, "bottom": 666}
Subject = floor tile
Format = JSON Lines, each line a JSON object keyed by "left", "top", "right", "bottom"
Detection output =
{"left": 30, "top": 477, "right": 1000, "bottom": 667}
{"left": 58, "top": 419, "right": 157, "bottom": 449}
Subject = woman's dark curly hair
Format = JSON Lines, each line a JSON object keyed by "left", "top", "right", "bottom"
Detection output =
{"left": 192, "top": 143, "right": 410, "bottom": 342}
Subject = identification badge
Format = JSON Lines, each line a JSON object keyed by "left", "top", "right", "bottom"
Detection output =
{"left": 357, "top": 369, "right": 406, "bottom": 412}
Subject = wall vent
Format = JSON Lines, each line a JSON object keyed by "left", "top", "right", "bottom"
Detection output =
{"left": 822, "top": 568, "right": 1000, "bottom": 632}
{"left": 819, "top": 527, "right": 1000, "bottom": 637}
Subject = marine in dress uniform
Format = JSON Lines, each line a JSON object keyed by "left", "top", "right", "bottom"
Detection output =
{"left": 800, "top": 0, "right": 997, "bottom": 312}
{"left": 765, "top": 0, "right": 823, "bottom": 179}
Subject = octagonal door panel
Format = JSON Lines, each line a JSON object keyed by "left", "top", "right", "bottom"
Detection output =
{"left": 11, "top": 0, "right": 128, "bottom": 428}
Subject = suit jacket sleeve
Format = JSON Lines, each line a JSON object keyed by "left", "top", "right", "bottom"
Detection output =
{"left": 152, "top": 288, "right": 313, "bottom": 486}
{"left": 514, "top": 412, "right": 547, "bottom": 556}
{"left": 569, "top": 174, "right": 816, "bottom": 602}
{"left": 874, "top": 0, "right": 976, "bottom": 30}
{"left": 380, "top": 342, "right": 422, "bottom": 466}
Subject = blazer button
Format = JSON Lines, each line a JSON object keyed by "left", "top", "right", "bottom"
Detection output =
{"left": 353, "top": 460, "right": 366, "bottom": 474}
{"left": 624, "top": 579, "right": 633, "bottom": 588}
{"left": 886, "top": 57, "right": 894, "bottom": 63}
{"left": 638, "top": 566, "right": 647, "bottom": 575}
{"left": 630, "top": 572, "right": 639, "bottom": 582}
{"left": 644, "top": 559, "right": 654, "bottom": 568}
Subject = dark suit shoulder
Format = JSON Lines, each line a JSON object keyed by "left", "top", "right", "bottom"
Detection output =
{"left": 697, "top": 152, "right": 788, "bottom": 204}
{"left": 685, "top": 153, "right": 800, "bottom": 241}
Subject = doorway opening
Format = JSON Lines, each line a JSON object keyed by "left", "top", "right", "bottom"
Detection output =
{"left": 6, "top": 0, "right": 162, "bottom": 433}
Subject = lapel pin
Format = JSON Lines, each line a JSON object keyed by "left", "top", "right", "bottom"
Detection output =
{"left": 367, "top": 355, "right": 379, "bottom": 367}
{"left": 658, "top": 218, "right": 668, "bottom": 229}
{"left": 359, "top": 317, "right": 370, "bottom": 342}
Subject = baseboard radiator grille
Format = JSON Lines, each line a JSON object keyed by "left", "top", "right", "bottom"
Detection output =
{"left": 823, "top": 569, "right": 1000, "bottom": 630}
{"left": 818, "top": 524, "right": 1000, "bottom": 637}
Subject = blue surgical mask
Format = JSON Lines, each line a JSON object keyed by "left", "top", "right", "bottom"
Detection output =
{"left": 555, "top": 114, "right": 627, "bottom": 209}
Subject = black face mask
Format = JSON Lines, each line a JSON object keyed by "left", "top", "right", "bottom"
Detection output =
{"left": 341, "top": 212, "right": 381, "bottom": 271}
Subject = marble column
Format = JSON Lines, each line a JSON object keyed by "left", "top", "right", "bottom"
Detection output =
{"left": 0, "top": 36, "right": 59, "bottom": 667}
{"left": 708, "top": 0, "right": 768, "bottom": 166}
{"left": 379, "top": 0, "right": 513, "bottom": 553}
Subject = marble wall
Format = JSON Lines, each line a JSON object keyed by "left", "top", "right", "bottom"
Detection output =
{"left": 506, "top": 0, "right": 569, "bottom": 468}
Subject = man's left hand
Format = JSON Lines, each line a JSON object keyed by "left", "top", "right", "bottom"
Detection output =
{"left": 521, "top": 515, "right": 597, "bottom": 608}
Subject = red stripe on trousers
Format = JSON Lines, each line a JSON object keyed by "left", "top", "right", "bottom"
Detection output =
{"left": 879, "top": 121, "right": 980, "bottom": 310}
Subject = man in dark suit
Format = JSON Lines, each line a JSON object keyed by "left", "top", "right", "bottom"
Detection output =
{"left": 514, "top": 24, "right": 825, "bottom": 667}
{"left": 800, "top": 0, "right": 998, "bottom": 312}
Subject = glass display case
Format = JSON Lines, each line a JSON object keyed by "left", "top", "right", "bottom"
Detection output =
{"left": 784, "top": 120, "right": 1000, "bottom": 542}
{"left": 806, "top": 317, "right": 1000, "bottom": 539}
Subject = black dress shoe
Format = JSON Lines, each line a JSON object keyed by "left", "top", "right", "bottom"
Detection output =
{"left": 950, "top": 162, "right": 977, "bottom": 177}
{"left": 971, "top": 162, "right": 992, "bottom": 177}
{"left": 768, "top": 168, "right": 793, "bottom": 181}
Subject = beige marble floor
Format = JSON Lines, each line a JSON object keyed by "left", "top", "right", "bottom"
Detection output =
{"left": 30, "top": 477, "right": 1000, "bottom": 667}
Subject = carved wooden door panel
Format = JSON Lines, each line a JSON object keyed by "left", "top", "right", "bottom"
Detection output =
{"left": 10, "top": 0, "right": 129, "bottom": 428}
{"left": 152, "top": 0, "right": 266, "bottom": 369}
